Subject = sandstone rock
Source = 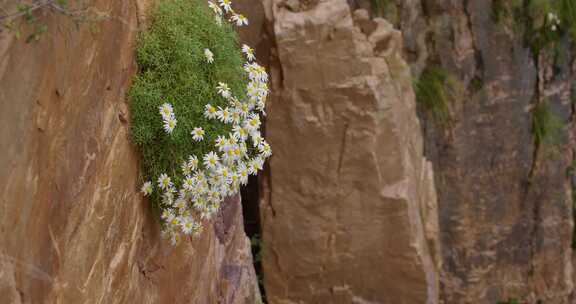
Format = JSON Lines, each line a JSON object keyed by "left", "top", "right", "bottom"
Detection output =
{"left": 0, "top": 1, "right": 259, "bottom": 303}
{"left": 259, "top": 0, "right": 440, "bottom": 303}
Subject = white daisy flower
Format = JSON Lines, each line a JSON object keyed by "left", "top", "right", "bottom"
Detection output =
{"left": 163, "top": 117, "right": 177, "bottom": 134}
{"left": 230, "top": 13, "right": 248, "bottom": 26}
{"left": 191, "top": 127, "right": 205, "bottom": 141}
{"left": 183, "top": 176, "right": 195, "bottom": 192}
{"left": 157, "top": 173, "right": 172, "bottom": 190}
{"left": 203, "top": 151, "right": 220, "bottom": 169}
{"left": 245, "top": 113, "right": 261, "bottom": 131}
{"left": 215, "top": 135, "right": 227, "bottom": 151}
{"left": 159, "top": 103, "right": 174, "bottom": 120}
{"left": 217, "top": 166, "right": 230, "bottom": 179}
{"left": 161, "top": 209, "right": 175, "bottom": 222}
{"left": 181, "top": 161, "right": 192, "bottom": 175}
{"left": 141, "top": 181, "right": 153, "bottom": 196}
{"left": 216, "top": 107, "right": 233, "bottom": 123}
{"left": 174, "top": 198, "right": 187, "bottom": 210}
{"left": 181, "top": 218, "right": 197, "bottom": 235}
{"left": 204, "top": 104, "right": 218, "bottom": 119}
{"left": 251, "top": 133, "right": 263, "bottom": 147}
{"left": 169, "top": 215, "right": 181, "bottom": 228}
{"left": 237, "top": 163, "right": 249, "bottom": 185}
{"left": 216, "top": 82, "right": 231, "bottom": 99}
{"left": 218, "top": 0, "right": 232, "bottom": 13}
{"left": 241, "top": 44, "right": 256, "bottom": 61}
{"left": 188, "top": 155, "right": 199, "bottom": 171}
{"left": 162, "top": 190, "right": 175, "bottom": 206}
{"left": 204, "top": 48, "right": 214, "bottom": 63}
{"left": 208, "top": 1, "right": 222, "bottom": 15}
{"left": 248, "top": 158, "right": 263, "bottom": 175}
{"left": 232, "top": 125, "right": 248, "bottom": 141}
{"left": 258, "top": 141, "right": 272, "bottom": 158}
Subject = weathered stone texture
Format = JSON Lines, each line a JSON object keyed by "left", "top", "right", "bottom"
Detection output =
{"left": 0, "top": 1, "right": 259, "bottom": 303}
{"left": 396, "top": 1, "right": 575, "bottom": 303}
{"left": 259, "top": 0, "right": 440, "bottom": 303}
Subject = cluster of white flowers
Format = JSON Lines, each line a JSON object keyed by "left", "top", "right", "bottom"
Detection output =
{"left": 547, "top": 12, "right": 561, "bottom": 32}
{"left": 159, "top": 103, "right": 177, "bottom": 133}
{"left": 208, "top": 0, "right": 248, "bottom": 26}
{"left": 140, "top": 1, "right": 270, "bottom": 246}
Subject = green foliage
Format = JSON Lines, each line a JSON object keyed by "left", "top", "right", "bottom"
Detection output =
{"left": 492, "top": 0, "right": 576, "bottom": 56}
{"left": 531, "top": 102, "right": 564, "bottom": 146}
{"left": 129, "top": 0, "right": 247, "bottom": 206}
{"left": 558, "top": 0, "right": 576, "bottom": 39}
{"left": 413, "top": 66, "right": 459, "bottom": 125}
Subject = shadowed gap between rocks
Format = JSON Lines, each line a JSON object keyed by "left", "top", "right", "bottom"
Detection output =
{"left": 240, "top": 174, "right": 267, "bottom": 302}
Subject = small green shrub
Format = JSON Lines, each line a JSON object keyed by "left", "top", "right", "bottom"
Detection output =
{"left": 130, "top": 0, "right": 271, "bottom": 244}
{"left": 532, "top": 102, "right": 564, "bottom": 146}
{"left": 130, "top": 0, "right": 245, "bottom": 192}
{"left": 413, "top": 66, "right": 459, "bottom": 125}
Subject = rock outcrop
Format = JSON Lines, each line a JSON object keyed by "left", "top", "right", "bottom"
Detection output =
{"left": 258, "top": 0, "right": 440, "bottom": 302}
{"left": 0, "top": 1, "right": 259, "bottom": 303}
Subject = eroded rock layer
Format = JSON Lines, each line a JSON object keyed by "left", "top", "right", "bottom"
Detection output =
{"left": 0, "top": 1, "right": 259, "bottom": 303}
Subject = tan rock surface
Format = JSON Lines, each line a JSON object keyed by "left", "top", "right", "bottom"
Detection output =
{"left": 0, "top": 1, "right": 259, "bottom": 303}
{"left": 259, "top": 1, "right": 440, "bottom": 303}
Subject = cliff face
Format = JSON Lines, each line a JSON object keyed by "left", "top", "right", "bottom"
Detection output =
{"left": 396, "top": 1, "right": 575, "bottom": 303}
{"left": 1, "top": 0, "right": 574, "bottom": 303}
{"left": 0, "top": 1, "right": 259, "bottom": 303}
{"left": 256, "top": 1, "right": 440, "bottom": 303}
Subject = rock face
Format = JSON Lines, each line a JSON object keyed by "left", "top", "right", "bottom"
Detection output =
{"left": 259, "top": 0, "right": 440, "bottom": 302}
{"left": 0, "top": 1, "right": 259, "bottom": 303}
{"left": 393, "top": 1, "right": 576, "bottom": 303}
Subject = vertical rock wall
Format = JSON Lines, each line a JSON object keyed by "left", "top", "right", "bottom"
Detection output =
{"left": 258, "top": 0, "right": 440, "bottom": 302}
{"left": 0, "top": 1, "right": 259, "bottom": 303}
{"left": 395, "top": 1, "right": 575, "bottom": 303}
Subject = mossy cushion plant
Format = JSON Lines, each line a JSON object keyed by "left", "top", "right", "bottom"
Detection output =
{"left": 129, "top": 0, "right": 271, "bottom": 245}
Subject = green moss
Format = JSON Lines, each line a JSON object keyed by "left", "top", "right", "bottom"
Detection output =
{"left": 413, "top": 66, "right": 458, "bottom": 125}
{"left": 532, "top": 102, "right": 564, "bottom": 146}
{"left": 129, "top": 0, "right": 247, "bottom": 206}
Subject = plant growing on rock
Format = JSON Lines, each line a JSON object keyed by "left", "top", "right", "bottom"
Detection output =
{"left": 0, "top": 0, "right": 93, "bottom": 42}
{"left": 492, "top": 0, "right": 576, "bottom": 56}
{"left": 129, "top": 0, "right": 271, "bottom": 245}
{"left": 413, "top": 66, "right": 460, "bottom": 125}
